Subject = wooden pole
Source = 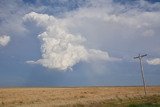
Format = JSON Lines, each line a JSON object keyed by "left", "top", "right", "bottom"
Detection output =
{"left": 134, "top": 54, "right": 147, "bottom": 95}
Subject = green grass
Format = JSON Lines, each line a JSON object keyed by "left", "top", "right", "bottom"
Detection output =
{"left": 128, "top": 103, "right": 160, "bottom": 107}
{"left": 80, "top": 95, "right": 160, "bottom": 107}
{"left": 127, "top": 95, "right": 160, "bottom": 107}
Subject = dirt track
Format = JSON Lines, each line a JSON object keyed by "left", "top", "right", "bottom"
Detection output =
{"left": 0, "top": 86, "right": 160, "bottom": 107}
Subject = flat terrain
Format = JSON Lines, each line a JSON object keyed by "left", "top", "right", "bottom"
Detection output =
{"left": 0, "top": 86, "right": 160, "bottom": 107}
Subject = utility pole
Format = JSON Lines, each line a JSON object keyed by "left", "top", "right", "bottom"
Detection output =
{"left": 134, "top": 54, "right": 147, "bottom": 95}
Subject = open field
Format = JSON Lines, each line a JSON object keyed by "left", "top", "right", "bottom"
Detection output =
{"left": 0, "top": 86, "right": 160, "bottom": 107}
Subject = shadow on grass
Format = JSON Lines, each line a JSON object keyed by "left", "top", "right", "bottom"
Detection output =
{"left": 80, "top": 95, "right": 160, "bottom": 107}
{"left": 128, "top": 103, "right": 160, "bottom": 107}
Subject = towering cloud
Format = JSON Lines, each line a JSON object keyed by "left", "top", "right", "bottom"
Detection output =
{"left": 23, "top": 0, "right": 160, "bottom": 71}
{"left": 0, "top": 35, "right": 10, "bottom": 46}
{"left": 24, "top": 12, "right": 110, "bottom": 70}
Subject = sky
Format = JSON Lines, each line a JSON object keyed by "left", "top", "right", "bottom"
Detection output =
{"left": 0, "top": 0, "right": 160, "bottom": 87}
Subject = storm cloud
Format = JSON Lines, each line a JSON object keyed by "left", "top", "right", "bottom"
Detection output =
{"left": 0, "top": 0, "right": 160, "bottom": 86}
{"left": 24, "top": 12, "right": 110, "bottom": 70}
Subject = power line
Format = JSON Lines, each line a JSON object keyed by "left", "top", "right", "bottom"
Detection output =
{"left": 134, "top": 54, "right": 147, "bottom": 95}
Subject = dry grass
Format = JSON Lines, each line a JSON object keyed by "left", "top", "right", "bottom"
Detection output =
{"left": 0, "top": 86, "right": 160, "bottom": 107}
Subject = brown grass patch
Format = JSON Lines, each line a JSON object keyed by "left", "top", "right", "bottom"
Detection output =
{"left": 0, "top": 86, "right": 160, "bottom": 107}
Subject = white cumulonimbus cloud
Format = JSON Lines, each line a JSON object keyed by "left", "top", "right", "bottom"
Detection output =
{"left": 24, "top": 12, "right": 110, "bottom": 70}
{"left": 147, "top": 58, "right": 160, "bottom": 65}
{"left": 23, "top": 0, "right": 160, "bottom": 71}
{"left": 0, "top": 35, "right": 10, "bottom": 46}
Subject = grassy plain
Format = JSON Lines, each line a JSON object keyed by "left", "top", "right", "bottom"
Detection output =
{"left": 0, "top": 86, "right": 160, "bottom": 107}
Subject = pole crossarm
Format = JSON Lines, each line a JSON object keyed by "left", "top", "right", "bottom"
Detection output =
{"left": 134, "top": 54, "right": 147, "bottom": 95}
{"left": 134, "top": 54, "right": 147, "bottom": 59}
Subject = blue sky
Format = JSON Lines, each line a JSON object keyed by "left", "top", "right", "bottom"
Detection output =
{"left": 0, "top": 0, "right": 160, "bottom": 87}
